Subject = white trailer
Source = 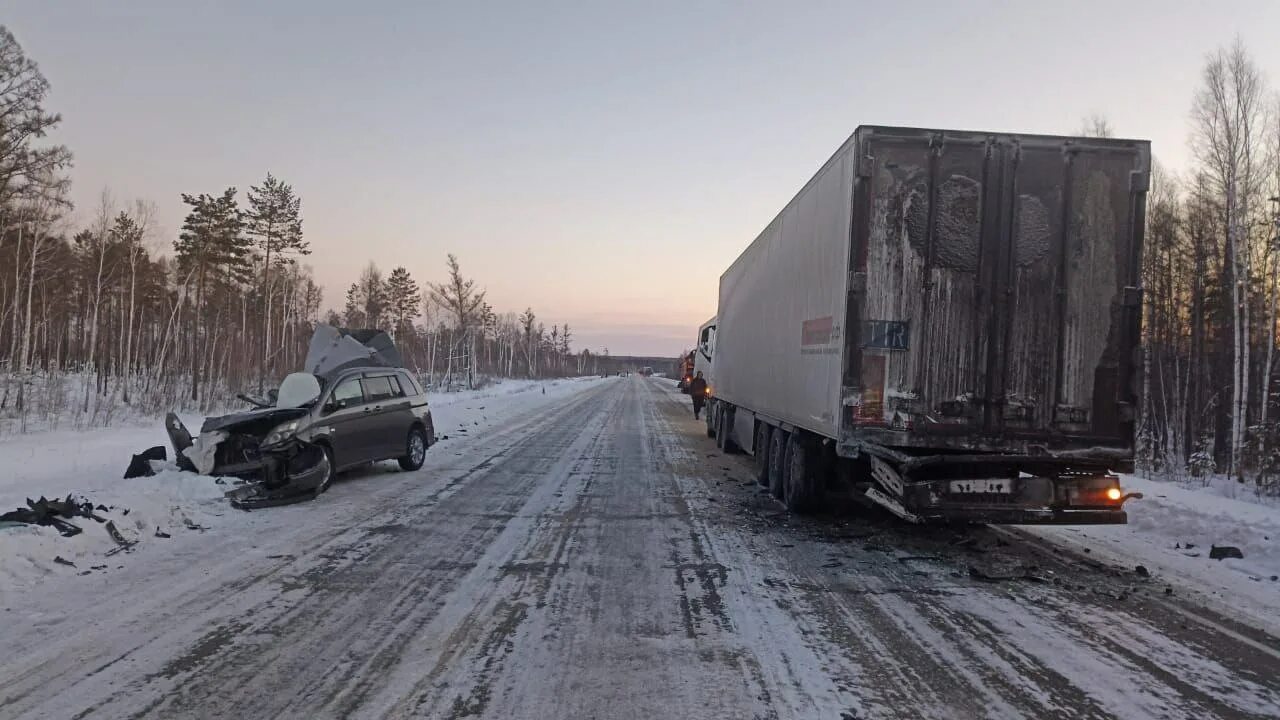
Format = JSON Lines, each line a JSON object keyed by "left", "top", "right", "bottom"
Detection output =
{"left": 707, "top": 126, "right": 1149, "bottom": 524}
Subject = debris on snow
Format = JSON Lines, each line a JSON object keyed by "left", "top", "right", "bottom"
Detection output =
{"left": 1209, "top": 545, "right": 1245, "bottom": 561}
{"left": 123, "top": 446, "right": 167, "bottom": 479}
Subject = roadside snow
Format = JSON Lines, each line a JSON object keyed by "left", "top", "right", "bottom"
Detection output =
{"left": 0, "top": 377, "right": 604, "bottom": 588}
{"left": 1028, "top": 474, "right": 1280, "bottom": 632}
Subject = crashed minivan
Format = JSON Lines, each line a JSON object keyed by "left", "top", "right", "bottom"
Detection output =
{"left": 167, "top": 325, "right": 436, "bottom": 508}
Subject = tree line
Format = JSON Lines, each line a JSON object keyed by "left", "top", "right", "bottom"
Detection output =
{"left": 1138, "top": 38, "right": 1280, "bottom": 489}
{"left": 0, "top": 26, "right": 592, "bottom": 431}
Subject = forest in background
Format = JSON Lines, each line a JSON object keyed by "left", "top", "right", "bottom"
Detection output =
{"left": 0, "top": 25, "right": 603, "bottom": 433}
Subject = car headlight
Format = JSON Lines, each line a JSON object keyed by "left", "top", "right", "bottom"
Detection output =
{"left": 263, "top": 420, "right": 301, "bottom": 447}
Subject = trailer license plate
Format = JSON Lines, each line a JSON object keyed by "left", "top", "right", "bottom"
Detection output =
{"left": 949, "top": 479, "right": 1011, "bottom": 494}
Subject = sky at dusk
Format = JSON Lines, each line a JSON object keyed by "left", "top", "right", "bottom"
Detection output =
{"left": 5, "top": 0, "right": 1280, "bottom": 356}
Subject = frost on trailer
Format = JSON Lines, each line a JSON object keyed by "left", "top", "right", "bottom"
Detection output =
{"left": 709, "top": 126, "right": 1150, "bottom": 524}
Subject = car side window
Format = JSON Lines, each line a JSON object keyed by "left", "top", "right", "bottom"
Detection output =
{"left": 385, "top": 374, "right": 405, "bottom": 398}
{"left": 361, "top": 376, "right": 395, "bottom": 402}
{"left": 399, "top": 371, "right": 423, "bottom": 396}
{"left": 331, "top": 377, "right": 364, "bottom": 408}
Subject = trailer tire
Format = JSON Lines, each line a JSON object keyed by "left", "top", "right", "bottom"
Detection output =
{"left": 768, "top": 429, "right": 789, "bottom": 499}
{"left": 754, "top": 423, "right": 772, "bottom": 486}
{"left": 784, "top": 432, "right": 820, "bottom": 514}
{"left": 705, "top": 402, "right": 716, "bottom": 438}
{"left": 717, "top": 406, "right": 740, "bottom": 454}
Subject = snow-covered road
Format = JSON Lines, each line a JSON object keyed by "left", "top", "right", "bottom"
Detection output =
{"left": 2, "top": 376, "right": 1279, "bottom": 719}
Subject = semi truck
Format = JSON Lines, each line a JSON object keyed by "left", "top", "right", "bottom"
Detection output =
{"left": 694, "top": 316, "right": 716, "bottom": 388}
{"left": 705, "top": 125, "right": 1149, "bottom": 525}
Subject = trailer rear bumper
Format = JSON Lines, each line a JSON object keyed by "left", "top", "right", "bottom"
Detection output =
{"left": 913, "top": 506, "right": 1128, "bottom": 525}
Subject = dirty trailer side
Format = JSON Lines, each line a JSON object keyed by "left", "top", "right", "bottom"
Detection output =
{"left": 708, "top": 125, "right": 1150, "bottom": 524}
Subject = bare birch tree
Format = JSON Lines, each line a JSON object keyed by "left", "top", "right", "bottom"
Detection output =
{"left": 1191, "top": 38, "right": 1269, "bottom": 475}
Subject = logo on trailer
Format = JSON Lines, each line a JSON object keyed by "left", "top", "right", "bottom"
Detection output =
{"left": 801, "top": 316, "right": 834, "bottom": 346}
{"left": 862, "top": 320, "right": 909, "bottom": 350}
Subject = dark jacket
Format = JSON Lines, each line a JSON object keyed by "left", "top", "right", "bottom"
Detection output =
{"left": 688, "top": 377, "right": 708, "bottom": 398}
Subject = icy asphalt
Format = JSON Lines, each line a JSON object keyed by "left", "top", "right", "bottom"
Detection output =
{"left": 2, "top": 377, "right": 1279, "bottom": 720}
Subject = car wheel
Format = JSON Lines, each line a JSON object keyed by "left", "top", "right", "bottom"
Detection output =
{"left": 399, "top": 426, "right": 428, "bottom": 471}
{"left": 314, "top": 445, "right": 336, "bottom": 496}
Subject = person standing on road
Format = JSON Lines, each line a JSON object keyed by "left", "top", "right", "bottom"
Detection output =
{"left": 688, "top": 371, "right": 708, "bottom": 419}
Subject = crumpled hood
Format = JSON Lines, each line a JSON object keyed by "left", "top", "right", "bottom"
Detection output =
{"left": 305, "top": 324, "right": 403, "bottom": 380}
{"left": 199, "top": 407, "right": 309, "bottom": 435}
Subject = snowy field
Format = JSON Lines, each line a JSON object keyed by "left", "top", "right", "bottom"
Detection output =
{"left": 1028, "top": 474, "right": 1280, "bottom": 634}
{"left": 0, "top": 377, "right": 606, "bottom": 588}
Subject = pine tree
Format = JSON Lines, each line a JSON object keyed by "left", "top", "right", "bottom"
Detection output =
{"left": 173, "top": 188, "right": 251, "bottom": 400}
{"left": 343, "top": 283, "right": 366, "bottom": 328}
{"left": 245, "top": 172, "right": 306, "bottom": 391}
{"left": 384, "top": 266, "right": 420, "bottom": 339}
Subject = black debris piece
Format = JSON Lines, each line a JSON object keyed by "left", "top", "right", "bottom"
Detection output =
{"left": 53, "top": 555, "right": 76, "bottom": 568}
{"left": 1209, "top": 545, "right": 1244, "bottom": 561}
{"left": 0, "top": 495, "right": 99, "bottom": 537}
{"left": 1135, "top": 565, "right": 1151, "bottom": 578}
{"left": 124, "top": 446, "right": 168, "bottom": 479}
{"left": 155, "top": 528, "right": 171, "bottom": 539}
{"left": 104, "top": 521, "right": 132, "bottom": 548}
{"left": 968, "top": 557, "right": 1044, "bottom": 582}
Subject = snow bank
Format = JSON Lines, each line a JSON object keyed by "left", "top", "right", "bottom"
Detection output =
{"left": 1029, "top": 474, "right": 1280, "bottom": 632}
{"left": 0, "top": 377, "right": 605, "bottom": 588}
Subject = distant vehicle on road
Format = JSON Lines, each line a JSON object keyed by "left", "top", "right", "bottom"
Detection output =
{"left": 640, "top": 367, "right": 654, "bottom": 377}
{"left": 693, "top": 316, "right": 716, "bottom": 394}
{"left": 676, "top": 350, "right": 695, "bottom": 392}
{"left": 705, "top": 125, "right": 1149, "bottom": 525}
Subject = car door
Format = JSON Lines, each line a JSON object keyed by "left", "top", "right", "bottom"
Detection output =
{"left": 320, "top": 374, "right": 375, "bottom": 468}
{"left": 359, "top": 374, "right": 411, "bottom": 459}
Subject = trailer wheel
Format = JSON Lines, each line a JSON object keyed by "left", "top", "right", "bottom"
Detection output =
{"left": 768, "top": 428, "right": 789, "bottom": 499}
{"left": 784, "top": 432, "right": 820, "bottom": 514}
{"left": 705, "top": 402, "right": 716, "bottom": 438}
{"left": 717, "top": 406, "right": 740, "bottom": 454}
{"left": 754, "top": 423, "right": 772, "bottom": 486}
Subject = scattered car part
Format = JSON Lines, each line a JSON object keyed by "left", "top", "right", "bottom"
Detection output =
{"left": 124, "top": 446, "right": 168, "bottom": 479}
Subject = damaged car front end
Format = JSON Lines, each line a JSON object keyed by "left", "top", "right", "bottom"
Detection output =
{"left": 167, "top": 372, "right": 333, "bottom": 509}
{"left": 164, "top": 324, "right": 431, "bottom": 510}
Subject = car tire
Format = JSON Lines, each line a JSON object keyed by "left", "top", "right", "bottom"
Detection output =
{"left": 755, "top": 423, "right": 771, "bottom": 486}
{"left": 398, "top": 425, "right": 428, "bottom": 471}
{"left": 314, "top": 445, "right": 336, "bottom": 496}
{"left": 768, "top": 429, "right": 789, "bottom": 500}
